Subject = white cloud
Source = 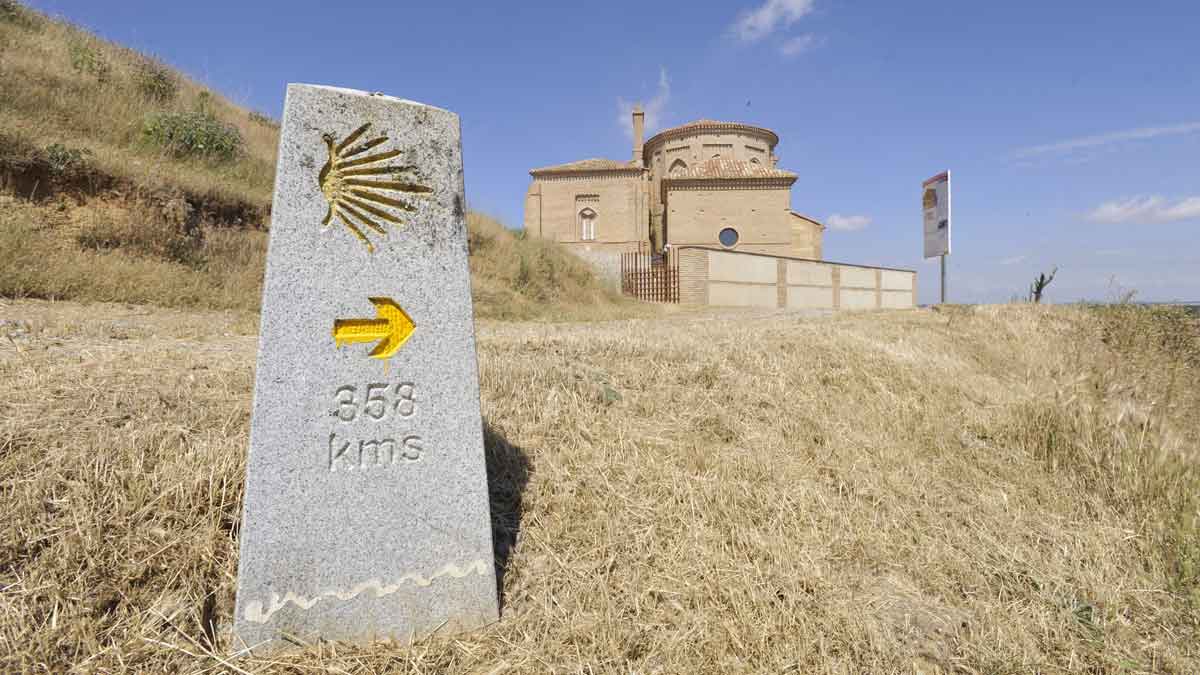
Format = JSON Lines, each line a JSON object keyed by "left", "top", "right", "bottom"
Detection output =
{"left": 1012, "top": 121, "right": 1200, "bottom": 159}
{"left": 779, "top": 33, "right": 822, "bottom": 57}
{"left": 1085, "top": 195, "right": 1200, "bottom": 224}
{"left": 617, "top": 67, "right": 670, "bottom": 140}
{"left": 732, "top": 0, "right": 816, "bottom": 42}
{"left": 826, "top": 213, "right": 870, "bottom": 231}
{"left": 999, "top": 255, "right": 1026, "bottom": 266}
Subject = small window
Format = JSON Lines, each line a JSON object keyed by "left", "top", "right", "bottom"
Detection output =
{"left": 719, "top": 227, "right": 739, "bottom": 248}
{"left": 579, "top": 208, "right": 597, "bottom": 241}
{"left": 749, "top": 157, "right": 760, "bottom": 164}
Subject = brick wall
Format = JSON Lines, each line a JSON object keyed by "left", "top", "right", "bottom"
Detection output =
{"left": 524, "top": 172, "right": 646, "bottom": 247}
{"left": 678, "top": 247, "right": 709, "bottom": 305}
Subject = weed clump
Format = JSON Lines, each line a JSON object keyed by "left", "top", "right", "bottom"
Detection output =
{"left": 67, "top": 40, "right": 111, "bottom": 82}
{"left": 1026, "top": 266, "right": 1057, "bottom": 303}
{"left": 42, "top": 142, "right": 91, "bottom": 173}
{"left": 195, "top": 89, "right": 213, "bottom": 115}
{"left": 133, "top": 58, "right": 178, "bottom": 102}
{"left": 142, "top": 111, "right": 242, "bottom": 162}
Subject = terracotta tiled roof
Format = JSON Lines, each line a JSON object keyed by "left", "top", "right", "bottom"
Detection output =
{"left": 530, "top": 158, "right": 639, "bottom": 175}
{"left": 671, "top": 119, "right": 724, "bottom": 129}
{"left": 664, "top": 158, "right": 796, "bottom": 181}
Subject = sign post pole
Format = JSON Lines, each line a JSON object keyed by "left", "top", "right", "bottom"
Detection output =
{"left": 940, "top": 254, "right": 946, "bottom": 304}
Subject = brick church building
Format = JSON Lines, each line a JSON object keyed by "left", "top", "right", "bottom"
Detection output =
{"left": 523, "top": 107, "right": 826, "bottom": 275}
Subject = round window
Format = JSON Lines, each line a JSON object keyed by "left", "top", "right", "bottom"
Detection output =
{"left": 718, "top": 227, "right": 739, "bottom": 248}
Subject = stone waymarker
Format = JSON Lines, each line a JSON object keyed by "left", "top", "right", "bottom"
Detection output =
{"left": 233, "top": 84, "right": 497, "bottom": 650}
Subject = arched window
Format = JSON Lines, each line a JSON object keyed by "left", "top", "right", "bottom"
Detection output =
{"left": 579, "top": 208, "right": 597, "bottom": 241}
{"left": 749, "top": 157, "right": 760, "bottom": 164}
{"left": 668, "top": 159, "right": 688, "bottom": 175}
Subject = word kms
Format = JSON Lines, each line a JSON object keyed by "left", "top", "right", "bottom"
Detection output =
{"left": 328, "top": 431, "right": 422, "bottom": 471}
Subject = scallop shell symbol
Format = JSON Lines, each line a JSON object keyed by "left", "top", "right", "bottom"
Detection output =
{"left": 318, "top": 123, "right": 433, "bottom": 253}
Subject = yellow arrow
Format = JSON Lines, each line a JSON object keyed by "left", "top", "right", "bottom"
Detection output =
{"left": 332, "top": 297, "right": 415, "bottom": 359}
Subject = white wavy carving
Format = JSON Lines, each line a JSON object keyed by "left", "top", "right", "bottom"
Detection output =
{"left": 243, "top": 558, "right": 490, "bottom": 624}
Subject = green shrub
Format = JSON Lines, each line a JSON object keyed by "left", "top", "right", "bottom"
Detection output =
{"left": 134, "top": 59, "right": 177, "bottom": 102}
{"left": 142, "top": 111, "right": 242, "bottom": 162}
{"left": 42, "top": 143, "right": 91, "bottom": 173}
{"left": 68, "top": 40, "right": 110, "bottom": 82}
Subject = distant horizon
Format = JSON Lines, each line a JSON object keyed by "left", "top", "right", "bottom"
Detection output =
{"left": 918, "top": 300, "right": 1200, "bottom": 308}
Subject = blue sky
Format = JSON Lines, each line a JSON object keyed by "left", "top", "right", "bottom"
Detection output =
{"left": 28, "top": 0, "right": 1199, "bottom": 304}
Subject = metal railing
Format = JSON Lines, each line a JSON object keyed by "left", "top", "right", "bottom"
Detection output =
{"left": 620, "top": 247, "right": 678, "bottom": 303}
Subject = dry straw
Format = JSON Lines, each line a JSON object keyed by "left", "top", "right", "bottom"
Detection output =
{"left": 2, "top": 300, "right": 1197, "bottom": 673}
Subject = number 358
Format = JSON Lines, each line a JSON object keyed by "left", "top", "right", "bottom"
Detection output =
{"left": 333, "top": 383, "right": 416, "bottom": 422}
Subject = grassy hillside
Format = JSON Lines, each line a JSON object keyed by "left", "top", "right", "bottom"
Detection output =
{"left": 0, "top": 1, "right": 631, "bottom": 321}
{"left": 466, "top": 212, "right": 649, "bottom": 321}
{"left": 0, "top": 0, "right": 276, "bottom": 213}
{"left": 1, "top": 300, "right": 1197, "bottom": 672}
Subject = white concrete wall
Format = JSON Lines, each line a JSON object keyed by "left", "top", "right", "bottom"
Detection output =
{"left": 839, "top": 266, "right": 876, "bottom": 289}
{"left": 786, "top": 260, "right": 833, "bottom": 286}
{"left": 840, "top": 289, "right": 877, "bottom": 310}
{"left": 787, "top": 285, "right": 834, "bottom": 309}
{"left": 708, "top": 250, "right": 776, "bottom": 284}
{"left": 676, "top": 248, "right": 916, "bottom": 311}
{"left": 881, "top": 270, "right": 911, "bottom": 291}
{"left": 709, "top": 282, "right": 777, "bottom": 308}
{"left": 881, "top": 290, "right": 913, "bottom": 309}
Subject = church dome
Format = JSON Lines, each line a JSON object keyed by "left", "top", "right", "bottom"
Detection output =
{"left": 643, "top": 120, "right": 779, "bottom": 153}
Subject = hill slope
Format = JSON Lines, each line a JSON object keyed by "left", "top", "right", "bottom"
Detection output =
{"left": 0, "top": 1, "right": 631, "bottom": 320}
{"left": 0, "top": 0, "right": 275, "bottom": 214}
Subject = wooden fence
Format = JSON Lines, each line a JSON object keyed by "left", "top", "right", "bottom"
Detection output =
{"left": 620, "top": 248, "right": 678, "bottom": 303}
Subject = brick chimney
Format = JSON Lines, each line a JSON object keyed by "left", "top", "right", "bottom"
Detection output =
{"left": 632, "top": 105, "right": 645, "bottom": 164}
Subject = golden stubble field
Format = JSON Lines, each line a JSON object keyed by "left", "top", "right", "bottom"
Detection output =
{"left": 1, "top": 299, "right": 1198, "bottom": 673}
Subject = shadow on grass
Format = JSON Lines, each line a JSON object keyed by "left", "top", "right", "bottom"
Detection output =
{"left": 482, "top": 419, "right": 530, "bottom": 613}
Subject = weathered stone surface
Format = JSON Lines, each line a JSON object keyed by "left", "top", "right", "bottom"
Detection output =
{"left": 233, "top": 84, "right": 496, "bottom": 650}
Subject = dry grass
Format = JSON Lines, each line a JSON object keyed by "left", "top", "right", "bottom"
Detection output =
{"left": 0, "top": 2, "right": 277, "bottom": 211}
{"left": 0, "top": 200, "right": 269, "bottom": 311}
{"left": 1, "top": 300, "right": 1197, "bottom": 673}
{"left": 467, "top": 212, "right": 651, "bottom": 321}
